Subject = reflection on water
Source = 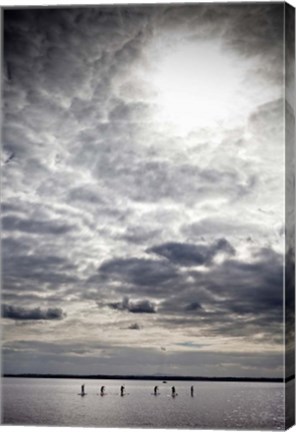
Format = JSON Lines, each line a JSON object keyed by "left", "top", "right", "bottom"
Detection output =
{"left": 2, "top": 378, "right": 285, "bottom": 430}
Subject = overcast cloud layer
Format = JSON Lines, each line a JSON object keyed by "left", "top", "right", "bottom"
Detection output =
{"left": 2, "top": 3, "right": 289, "bottom": 377}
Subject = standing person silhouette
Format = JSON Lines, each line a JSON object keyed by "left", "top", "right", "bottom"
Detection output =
{"left": 100, "top": 386, "right": 105, "bottom": 396}
{"left": 171, "top": 386, "right": 176, "bottom": 397}
{"left": 120, "top": 385, "right": 125, "bottom": 396}
{"left": 154, "top": 386, "right": 159, "bottom": 395}
{"left": 190, "top": 385, "right": 194, "bottom": 397}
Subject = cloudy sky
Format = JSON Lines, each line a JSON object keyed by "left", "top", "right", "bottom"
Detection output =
{"left": 2, "top": 3, "right": 290, "bottom": 378}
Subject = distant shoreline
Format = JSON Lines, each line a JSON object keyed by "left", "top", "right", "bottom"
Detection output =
{"left": 3, "top": 374, "right": 294, "bottom": 383}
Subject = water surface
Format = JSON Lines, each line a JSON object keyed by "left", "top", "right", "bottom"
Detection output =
{"left": 1, "top": 378, "right": 285, "bottom": 429}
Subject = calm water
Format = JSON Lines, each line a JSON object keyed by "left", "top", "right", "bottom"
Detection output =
{"left": 1, "top": 378, "right": 285, "bottom": 429}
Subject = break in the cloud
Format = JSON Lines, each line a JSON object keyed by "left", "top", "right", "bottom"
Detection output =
{"left": 2, "top": 3, "right": 291, "bottom": 378}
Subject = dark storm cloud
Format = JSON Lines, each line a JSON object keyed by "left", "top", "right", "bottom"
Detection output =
{"left": 3, "top": 253, "right": 74, "bottom": 273}
{"left": 93, "top": 239, "right": 284, "bottom": 345}
{"left": 3, "top": 6, "right": 151, "bottom": 97}
{"left": 2, "top": 215, "right": 74, "bottom": 235}
{"left": 2, "top": 304, "right": 66, "bottom": 321}
{"left": 223, "top": 3, "right": 283, "bottom": 63}
{"left": 99, "top": 257, "right": 179, "bottom": 287}
{"left": 107, "top": 297, "right": 156, "bottom": 313}
{"left": 1, "top": 236, "right": 31, "bottom": 255}
{"left": 155, "top": 246, "right": 284, "bottom": 344}
{"left": 147, "top": 238, "right": 235, "bottom": 266}
{"left": 2, "top": 253, "right": 79, "bottom": 292}
{"left": 184, "top": 302, "right": 203, "bottom": 311}
{"left": 217, "top": 250, "right": 283, "bottom": 315}
{"left": 2, "top": 199, "right": 82, "bottom": 299}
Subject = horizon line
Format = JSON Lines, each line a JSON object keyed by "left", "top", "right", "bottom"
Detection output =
{"left": 3, "top": 373, "right": 294, "bottom": 383}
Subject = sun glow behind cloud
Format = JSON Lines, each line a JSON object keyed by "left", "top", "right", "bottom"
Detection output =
{"left": 148, "top": 39, "right": 280, "bottom": 135}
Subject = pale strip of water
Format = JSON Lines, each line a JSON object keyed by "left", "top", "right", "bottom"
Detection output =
{"left": 1, "top": 378, "right": 285, "bottom": 429}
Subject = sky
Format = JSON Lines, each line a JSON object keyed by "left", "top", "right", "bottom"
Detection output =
{"left": 1, "top": 3, "right": 290, "bottom": 378}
